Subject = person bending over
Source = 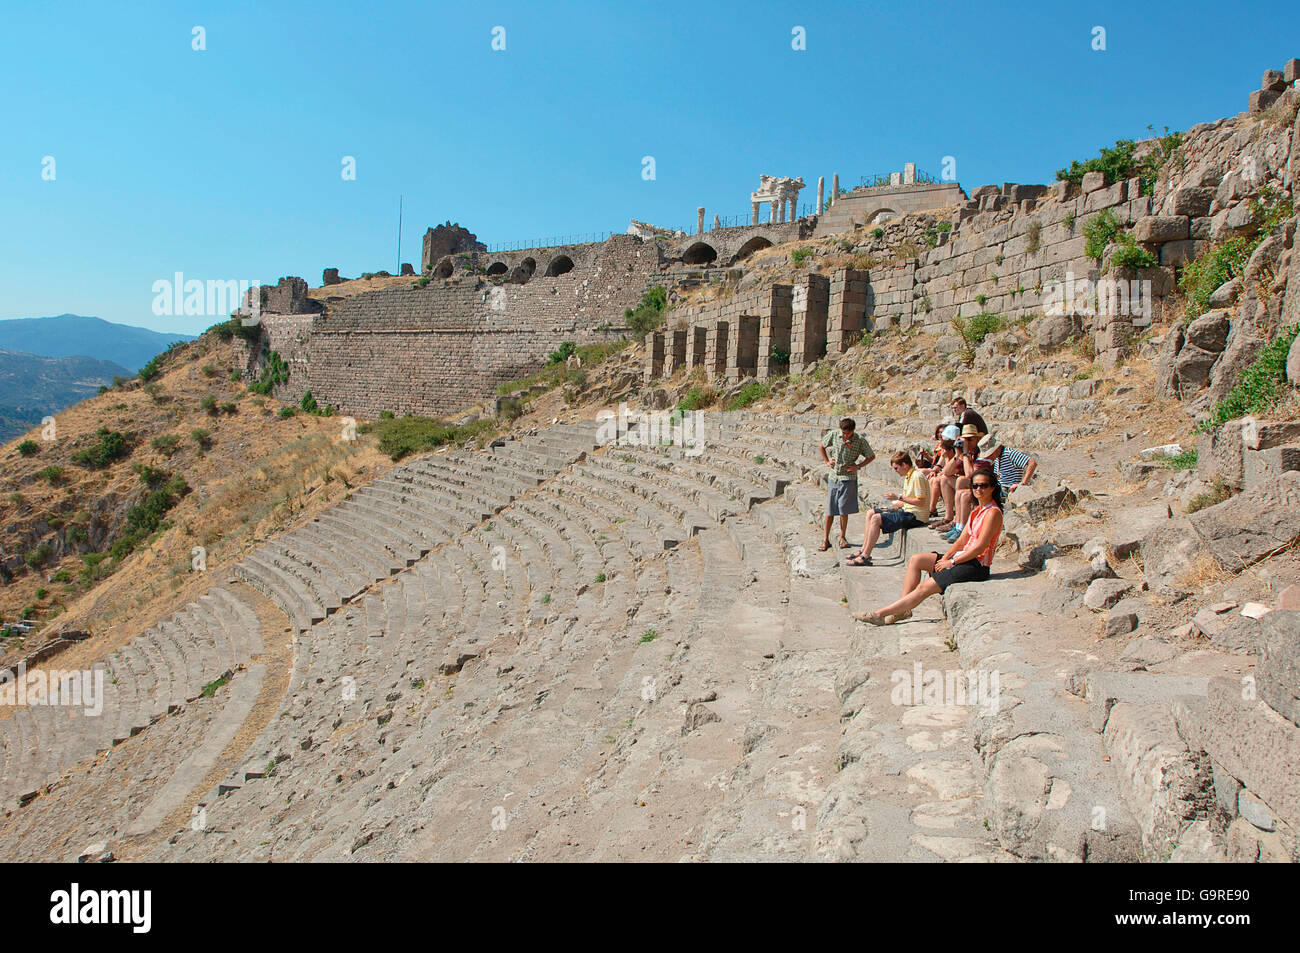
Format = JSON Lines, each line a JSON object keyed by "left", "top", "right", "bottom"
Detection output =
{"left": 848, "top": 452, "right": 929, "bottom": 566}
{"left": 852, "top": 470, "right": 1004, "bottom": 625}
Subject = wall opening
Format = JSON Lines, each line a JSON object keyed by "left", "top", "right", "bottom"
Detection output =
{"left": 432, "top": 257, "right": 454, "bottom": 278}
{"left": 733, "top": 236, "right": 773, "bottom": 261}
{"left": 545, "top": 255, "right": 575, "bottom": 276}
{"left": 487, "top": 261, "right": 509, "bottom": 276}
{"left": 683, "top": 242, "right": 718, "bottom": 265}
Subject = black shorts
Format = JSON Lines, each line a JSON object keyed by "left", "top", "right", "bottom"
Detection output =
{"left": 929, "top": 553, "right": 991, "bottom": 592}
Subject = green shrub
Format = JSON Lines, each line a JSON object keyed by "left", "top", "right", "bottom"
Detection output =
{"left": 201, "top": 364, "right": 219, "bottom": 378}
{"left": 200, "top": 394, "right": 218, "bottom": 415}
{"left": 80, "top": 552, "right": 109, "bottom": 585}
{"left": 1083, "top": 209, "right": 1122, "bottom": 261}
{"left": 71, "top": 428, "right": 130, "bottom": 468}
{"left": 152, "top": 433, "right": 180, "bottom": 457}
{"left": 359, "top": 415, "right": 496, "bottom": 461}
{"left": 191, "top": 428, "right": 212, "bottom": 448}
{"left": 791, "top": 248, "right": 814, "bottom": 265}
{"left": 625, "top": 286, "right": 668, "bottom": 339}
{"left": 300, "top": 391, "right": 318, "bottom": 414}
{"left": 37, "top": 465, "right": 65, "bottom": 483}
{"left": 1179, "top": 239, "right": 1249, "bottom": 320}
{"left": 35, "top": 587, "right": 48, "bottom": 600}
{"left": 547, "top": 341, "right": 578, "bottom": 366}
{"left": 872, "top": 228, "right": 885, "bottom": 239}
{"left": 26, "top": 542, "right": 53, "bottom": 568}
{"left": 278, "top": 407, "right": 295, "bottom": 419}
{"left": 249, "top": 351, "right": 289, "bottom": 395}
{"left": 1186, "top": 479, "right": 1233, "bottom": 514}
{"left": 1156, "top": 448, "right": 1198, "bottom": 470}
{"left": 107, "top": 470, "right": 190, "bottom": 563}
{"left": 17, "top": 439, "right": 39, "bottom": 457}
{"left": 379, "top": 410, "right": 395, "bottom": 419}
{"left": 769, "top": 346, "right": 790, "bottom": 366}
{"left": 1026, "top": 220, "right": 1041, "bottom": 254}
{"left": 1110, "top": 234, "right": 1158, "bottom": 270}
{"left": 220, "top": 402, "right": 237, "bottom": 415}
{"left": 1196, "top": 325, "right": 1300, "bottom": 433}
{"left": 1056, "top": 129, "right": 1183, "bottom": 194}
{"left": 725, "top": 380, "right": 771, "bottom": 411}
{"left": 677, "top": 385, "right": 716, "bottom": 412}
{"left": 956, "top": 312, "right": 1006, "bottom": 347}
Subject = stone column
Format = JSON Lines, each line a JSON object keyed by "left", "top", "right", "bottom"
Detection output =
{"left": 789, "top": 197, "right": 798, "bottom": 220}
{"left": 832, "top": 174, "right": 839, "bottom": 204}
{"left": 790, "top": 273, "right": 830, "bottom": 374}
{"left": 769, "top": 201, "right": 777, "bottom": 224}
{"left": 705, "top": 321, "right": 729, "bottom": 379}
{"left": 733, "top": 314, "right": 761, "bottom": 379}
{"left": 827, "top": 268, "right": 869, "bottom": 353}
{"left": 777, "top": 199, "right": 786, "bottom": 224}
{"left": 817, "top": 176, "right": 825, "bottom": 214}
{"left": 751, "top": 201, "right": 759, "bottom": 225}
{"left": 697, "top": 207, "right": 705, "bottom": 235}
{"left": 904, "top": 162, "right": 916, "bottom": 185}
{"left": 758, "top": 285, "right": 794, "bottom": 379}
{"left": 645, "top": 330, "right": 665, "bottom": 383}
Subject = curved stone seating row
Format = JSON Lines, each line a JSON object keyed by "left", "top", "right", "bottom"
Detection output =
{"left": 231, "top": 428, "right": 598, "bottom": 633}
{"left": 0, "top": 587, "right": 262, "bottom": 811}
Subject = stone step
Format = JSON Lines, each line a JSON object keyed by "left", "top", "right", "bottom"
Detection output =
{"left": 234, "top": 556, "right": 319, "bottom": 633}
{"left": 581, "top": 456, "right": 716, "bottom": 533}
{"left": 555, "top": 469, "right": 691, "bottom": 550}
{"left": 313, "top": 509, "right": 418, "bottom": 567}
{"left": 188, "top": 599, "right": 239, "bottom": 675}
{"left": 332, "top": 497, "right": 436, "bottom": 557}
{"left": 207, "top": 587, "right": 265, "bottom": 657}
{"left": 296, "top": 522, "right": 396, "bottom": 582}
{"left": 259, "top": 540, "right": 350, "bottom": 612}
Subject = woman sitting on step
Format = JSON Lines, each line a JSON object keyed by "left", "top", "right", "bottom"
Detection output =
{"left": 852, "top": 470, "right": 1004, "bottom": 625}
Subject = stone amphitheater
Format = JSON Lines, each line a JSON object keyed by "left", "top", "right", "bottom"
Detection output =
{"left": 4, "top": 60, "right": 1300, "bottom": 864}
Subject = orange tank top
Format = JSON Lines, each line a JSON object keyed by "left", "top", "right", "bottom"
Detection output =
{"left": 958, "top": 503, "right": 1001, "bottom": 567}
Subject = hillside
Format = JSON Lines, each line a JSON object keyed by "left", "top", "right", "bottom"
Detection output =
{"left": 0, "top": 349, "right": 134, "bottom": 442}
{"left": 0, "top": 315, "right": 195, "bottom": 372}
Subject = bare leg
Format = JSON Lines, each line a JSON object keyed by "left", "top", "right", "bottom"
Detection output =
{"left": 877, "top": 577, "right": 942, "bottom": 618}
{"left": 822, "top": 514, "right": 833, "bottom": 546}
{"left": 859, "top": 511, "right": 883, "bottom": 558}
{"left": 955, "top": 477, "right": 973, "bottom": 527}
{"left": 838, "top": 514, "right": 849, "bottom": 544}
{"left": 940, "top": 475, "right": 956, "bottom": 521}
{"left": 928, "top": 476, "right": 941, "bottom": 516}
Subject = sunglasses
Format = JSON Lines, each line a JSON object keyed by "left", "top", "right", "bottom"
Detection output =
{"left": 972, "top": 482, "right": 993, "bottom": 489}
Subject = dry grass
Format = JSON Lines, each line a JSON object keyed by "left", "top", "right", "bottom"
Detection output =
{"left": 1176, "top": 550, "right": 1231, "bottom": 592}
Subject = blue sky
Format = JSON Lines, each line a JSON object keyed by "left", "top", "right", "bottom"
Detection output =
{"left": 1, "top": 0, "right": 1293, "bottom": 335}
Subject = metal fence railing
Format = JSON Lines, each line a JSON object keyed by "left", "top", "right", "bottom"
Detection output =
{"left": 484, "top": 231, "right": 614, "bottom": 253}
{"left": 858, "top": 169, "right": 941, "bottom": 189}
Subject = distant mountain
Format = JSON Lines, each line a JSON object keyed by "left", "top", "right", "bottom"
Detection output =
{"left": 0, "top": 314, "right": 195, "bottom": 372}
{"left": 0, "top": 349, "right": 133, "bottom": 442}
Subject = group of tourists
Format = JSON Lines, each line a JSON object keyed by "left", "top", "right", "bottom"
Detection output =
{"left": 816, "top": 397, "right": 1038, "bottom": 625}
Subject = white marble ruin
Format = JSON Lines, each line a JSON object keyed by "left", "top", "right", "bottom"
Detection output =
{"left": 750, "top": 175, "right": 805, "bottom": 225}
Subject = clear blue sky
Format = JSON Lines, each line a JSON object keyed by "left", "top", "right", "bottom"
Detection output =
{"left": 1, "top": 0, "right": 1293, "bottom": 335}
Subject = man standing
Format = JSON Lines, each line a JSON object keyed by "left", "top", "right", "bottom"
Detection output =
{"left": 819, "top": 417, "right": 875, "bottom": 551}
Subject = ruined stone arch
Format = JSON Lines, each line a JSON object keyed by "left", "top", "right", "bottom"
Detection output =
{"left": 432, "top": 256, "right": 454, "bottom": 279}
{"left": 520, "top": 257, "right": 537, "bottom": 279}
{"left": 868, "top": 208, "right": 899, "bottom": 224}
{"left": 682, "top": 241, "right": 718, "bottom": 265}
{"left": 545, "top": 255, "right": 575, "bottom": 277}
{"left": 733, "top": 236, "right": 773, "bottom": 262}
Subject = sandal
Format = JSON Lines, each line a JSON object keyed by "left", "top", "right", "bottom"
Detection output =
{"left": 838, "top": 538, "right": 853, "bottom": 549}
{"left": 884, "top": 610, "right": 913, "bottom": 624}
{"left": 818, "top": 540, "right": 831, "bottom": 552}
{"left": 852, "top": 611, "right": 890, "bottom": 626}
{"left": 846, "top": 553, "right": 873, "bottom": 566}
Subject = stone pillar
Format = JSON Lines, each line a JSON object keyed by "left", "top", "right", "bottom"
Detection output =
{"left": 697, "top": 207, "right": 705, "bottom": 235}
{"left": 828, "top": 268, "right": 870, "bottom": 353}
{"left": 832, "top": 174, "right": 839, "bottom": 204}
{"left": 777, "top": 199, "right": 786, "bottom": 224}
{"left": 904, "top": 162, "right": 916, "bottom": 185}
{"left": 889, "top": 171, "right": 902, "bottom": 186}
{"left": 645, "top": 330, "right": 665, "bottom": 383}
{"left": 667, "top": 327, "right": 688, "bottom": 374}
{"left": 790, "top": 273, "right": 831, "bottom": 374}
{"left": 769, "top": 201, "right": 777, "bottom": 225}
{"left": 790, "top": 197, "right": 798, "bottom": 220}
{"left": 712, "top": 213, "right": 720, "bottom": 231}
{"left": 817, "top": 176, "right": 825, "bottom": 213}
{"left": 752, "top": 201, "right": 759, "bottom": 225}
{"left": 758, "top": 285, "right": 794, "bottom": 379}
{"left": 705, "top": 321, "right": 729, "bottom": 379}
{"left": 690, "top": 325, "right": 708, "bottom": 369}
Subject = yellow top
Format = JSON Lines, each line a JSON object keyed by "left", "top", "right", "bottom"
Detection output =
{"left": 902, "top": 468, "right": 929, "bottom": 518}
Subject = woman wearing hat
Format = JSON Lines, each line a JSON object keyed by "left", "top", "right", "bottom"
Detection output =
{"left": 935, "top": 422, "right": 985, "bottom": 538}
